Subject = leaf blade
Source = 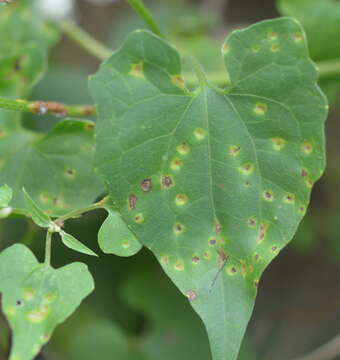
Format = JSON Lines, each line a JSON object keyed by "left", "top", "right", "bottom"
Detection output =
{"left": 90, "top": 18, "right": 327, "bottom": 360}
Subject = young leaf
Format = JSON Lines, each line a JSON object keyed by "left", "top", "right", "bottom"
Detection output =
{"left": 0, "top": 243, "right": 94, "bottom": 360}
{"left": 0, "top": 184, "right": 12, "bottom": 207}
{"left": 90, "top": 18, "right": 327, "bottom": 360}
{"left": 98, "top": 208, "right": 142, "bottom": 256}
{"left": 23, "top": 188, "right": 53, "bottom": 228}
{"left": 59, "top": 231, "right": 98, "bottom": 257}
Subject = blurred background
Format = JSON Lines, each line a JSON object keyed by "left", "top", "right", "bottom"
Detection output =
{"left": 1, "top": 0, "right": 340, "bottom": 359}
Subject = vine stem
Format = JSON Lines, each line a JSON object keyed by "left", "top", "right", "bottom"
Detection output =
{"left": 60, "top": 20, "right": 112, "bottom": 61}
{"left": 44, "top": 230, "right": 52, "bottom": 266}
{"left": 55, "top": 195, "right": 110, "bottom": 224}
{"left": 0, "top": 96, "right": 96, "bottom": 117}
{"left": 126, "top": 0, "right": 165, "bottom": 38}
{"left": 292, "top": 333, "right": 340, "bottom": 360}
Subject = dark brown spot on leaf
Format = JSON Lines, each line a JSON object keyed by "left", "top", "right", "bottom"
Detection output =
{"left": 141, "top": 178, "right": 152, "bottom": 192}
{"left": 192, "top": 256, "right": 200, "bottom": 264}
{"left": 162, "top": 176, "right": 173, "bottom": 188}
{"left": 128, "top": 194, "right": 138, "bottom": 210}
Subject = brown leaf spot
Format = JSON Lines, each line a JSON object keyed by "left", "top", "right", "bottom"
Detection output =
{"left": 128, "top": 194, "right": 138, "bottom": 210}
{"left": 185, "top": 290, "right": 198, "bottom": 301}
{"left": 141, "top": 178, "right": 152, "bottom": 192}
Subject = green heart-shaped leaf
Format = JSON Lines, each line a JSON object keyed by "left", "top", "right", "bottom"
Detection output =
{"left": 0, "top": 243, "right": 94, "bottom": 360}
{"left": 90, "top": 18, "right": 327, "bottom": 360}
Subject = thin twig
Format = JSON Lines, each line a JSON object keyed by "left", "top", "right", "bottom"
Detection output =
{"left": 0, "top": 96, "right": 96, "bottom": 117}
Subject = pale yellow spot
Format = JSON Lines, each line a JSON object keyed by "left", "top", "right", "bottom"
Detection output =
{"left": 174, "top": 260, "right": 184, "bottom": 271}
{"left": 302, "top": 142, "right": 313, "bottom": 154}
{"left": 64, "top": 168, "right": 76, "bottom": 179}
{"left": 175, "top": 194, "right": 188, "bottom": 206}
{"left": 229, "top": 145, "right": 241, "bottom": 157}
{"left": 222, "top": 43, "right": 230, "bottom": 55}
{"left": 39, "top": 192, "right": 49, "bottom": 204}
{"left": 267, "top": 32, "right": 278, "bottom": 41}
{"left": 121, "top": 240, "right": 130, "bottom": 249}
{"left": 284, "top": 193, "right": 295, "bottom": 204}
{"left": 5, "top": 305, "right": 16, "bottom": 316}
{"left": 171, "top": 75, "right": 185, "bottom": 89}
{"left": 293, "top": 32, "right": 303, "bottom": 43}
{"left": 161, "top": 255, "right": 170, "bottom": 265}
{"left": 176, "top": 142, "right": 190, "bottom": 155}
{"left": 170, "top": 158, "right": 183, "bottom": 171}
{"left": 305, "top": 178, "right": 314, "bottom": 188}
{"left": 130, "top": 63, "right": 144, "bottom": 78}
{"left": 254, "top": 102, "right": 268, "bottom": 115}
{"left": 203, "top": 251, "right": 212, "bottom": 260}
{"left": 22, "top": 288, "right": 36, "bottom": 301}
{"left": 272, "top": 137, "right": 286, "bottom": 150}
{"left": 134, "top": 213, "right": 144, "bottom": 224}
{"left": 270, "top": 43, "right": 279, "bottom": 52}
{"left": 194, "top": 128, "right": 206, "bottom": 140}
{"left": 27, "top": 309, "right": 48, "bottom": 323}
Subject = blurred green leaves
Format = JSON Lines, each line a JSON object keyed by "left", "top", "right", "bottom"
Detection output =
{"left": 0, "top": 243, "right": 94, "bottom": 360}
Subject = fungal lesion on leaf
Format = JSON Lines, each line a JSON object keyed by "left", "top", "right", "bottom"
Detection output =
{"left": 254, "top": 102, "right": 268, "bottom": 115}
{"left": 128, "top": 194, "right": 138, "bottom": 210}
{"left": 176, "top": 142, "right": 190, "bottom": 155}
{"left": 229, "top": 145, "right": 241, "bottom": 157}
{"left": 64, "top": 167, "right": 76, "bottom": 179}
{"left": 173, "top": 222, "right": 185, "bottom": 235}
{"left": 130, "top": 62, "right": 144, "bottom": 78}
{"left": 170, "top": 158, "right": 183, "bottom": 171}
{"left": 141, "top": 178, "right": 152, "bottom": 192}
{"left": 272, "top": 137, "right": 286, "bottom": 151}
{"left": 194, "top": 128, "right": 206, "bottom": 140}
{"left": 262, "top": 190, "right": 274, "bottom": 202}
{"left": 283, "top": 192, "right": 295, "bottom": 204}
{"left": 134, "top": 213, "right": 144, "bottom": 224}
{"left": 161, "top": 175, "right": 174, "bottom": 189}
{"left": 239, "top": 162, "right": 254, "bottom": 176}
{"left": 192, "top": 255, "right": 200, "bottom": 264}
{"left": 174, "top": 260, "right": 184, "bottom": 271}
{"left": 256, "top": 222, "right": 269, "bottom": 244}
{"left": 175, "top": 193, "right": 188, "bottom": 206}
{"left": 292, "top": 32, "right": 303, "bottom": 43}
{"left": 302, "top": 142, "right": 313, "bottom": 154}
{"left": 171, "top": 74, "right": 185, "bottom": 89}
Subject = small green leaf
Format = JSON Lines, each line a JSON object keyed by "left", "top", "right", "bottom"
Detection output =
{"left": 0, "top": 243, "right": 94, "bottom": 360}
{"left": 23, "top": 188, "right": 52, "bottom": 228}
{"left": 90, "top": 18, "right": 327, "bottom": 360}
{"left": 0, "top": 184, "right": 12, "bottom": 207}
{"left": 59, "top": 231, "right": 98, "bottom": 257}
{"left": 98, "top": 208, "right": 142, "bottom": 257}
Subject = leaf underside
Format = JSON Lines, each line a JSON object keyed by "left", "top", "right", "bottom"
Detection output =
{"left": 90, "top": 18, "right": 327, "bottom": 360}
{"left": 0, "top": 244, "right": 94, "bottom": 360}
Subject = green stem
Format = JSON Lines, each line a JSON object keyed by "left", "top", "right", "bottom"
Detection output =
{"left": 55, "top": 196, "right": 110, "bottom": 223}
{"left": 44, "top": 230, "right": 52, "bottom": 266}
{"left": 318, "top": 58, "right": 340, "bottom": 78}
{"left": 0, "top": 96, "right": 96, "bottom": 117}
{"left": 126, "top": 0, "right": 165, "bottom": 38}
{"left": 61, "top": 20, "right": 112, "bottom": 61}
